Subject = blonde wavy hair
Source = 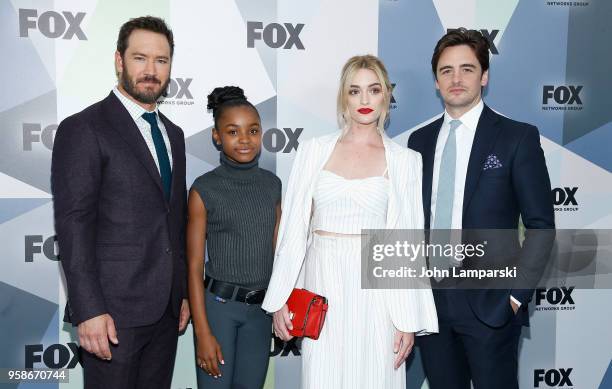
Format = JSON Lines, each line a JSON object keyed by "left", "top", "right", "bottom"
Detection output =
{"left": 337, "top": 55, "right": 392, "bottom": 134}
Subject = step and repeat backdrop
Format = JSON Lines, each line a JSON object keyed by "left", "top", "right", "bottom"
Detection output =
{"left": 1, "top": 0, "right": 611, "bottom": 388}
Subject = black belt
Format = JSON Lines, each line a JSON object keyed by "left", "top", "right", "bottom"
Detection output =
{"left": 204, "top": 277, "right": 266, "bottom": 305}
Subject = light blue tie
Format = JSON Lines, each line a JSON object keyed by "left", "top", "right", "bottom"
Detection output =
{"left": 430, "top": 119, "right": 461, "bottom": 278}
{"left": 434, "top": 119, "right": 461, "bottom": 229}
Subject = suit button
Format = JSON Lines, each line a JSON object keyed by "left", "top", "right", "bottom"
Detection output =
{"left": 165, "top": 248, "right": 172, "bottom": 255}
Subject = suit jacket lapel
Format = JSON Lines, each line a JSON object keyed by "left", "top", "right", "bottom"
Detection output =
{"left": 423, "top": 117, "right": 443, "bottom": 230}
{"left": 301, "top": 133, "right": 341, "bottom": 227}
{"left": 102, "top": 92, "right": 165, "bottom": 198}
{"left": 317, "top": 132, "right": 341, "bottom": 172}
{"left": 383, "top": 135, "right": 399, "bottom": 229}
{"left": 384, "top": 134, "right": 422, "bottom": 230}
{"left": 463, "top": 105, "right": 501, "bottom": 217}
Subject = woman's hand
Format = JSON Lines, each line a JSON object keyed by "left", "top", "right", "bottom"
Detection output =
{"left": 393, "top": 330, "right": 415, "bottom": 369}
{"left": 273, "top": 304, "right": 294, "bottom": 341}
{"left": 196, "top": 332, "right": 224, "bottom": 378}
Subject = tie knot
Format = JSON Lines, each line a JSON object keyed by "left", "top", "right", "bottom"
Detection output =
{"left": 449, "top": 119, "right": 461, "bottom": 132}
{"left": 142, "top": 111, "right": 157, "bottom": 127}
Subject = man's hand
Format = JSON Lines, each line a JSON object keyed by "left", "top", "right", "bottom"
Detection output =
{"left": 77, "top": 313, "right": 118, "bottom": 360}
{"left": 179, "top": 299, "right": 190, "bottom": 332}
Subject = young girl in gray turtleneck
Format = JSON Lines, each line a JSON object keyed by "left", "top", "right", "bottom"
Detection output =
{"left": 187, "top": 86, "right": 281, "bottom": 389}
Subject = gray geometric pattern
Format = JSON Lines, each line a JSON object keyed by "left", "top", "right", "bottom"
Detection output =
{"left": 0, "top": 90, "right": 57, "bottom": 193}
{"left": 0, "top": 281, "right": 58, "bottom": 379}
{"left": 565, "top": 1, "right": 612, "bottom": 144}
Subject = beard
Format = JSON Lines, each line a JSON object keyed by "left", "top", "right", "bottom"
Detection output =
{"left": 120, "top": 67, "right": 170, "bottom": 105}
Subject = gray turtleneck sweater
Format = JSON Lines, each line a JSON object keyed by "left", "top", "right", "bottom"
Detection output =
{"left": 191, "top": 153, "right": 281, "bottom": 289}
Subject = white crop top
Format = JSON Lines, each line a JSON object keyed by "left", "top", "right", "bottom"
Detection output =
{"left": 311, "top": 170, "right": 389, "bottom": 234}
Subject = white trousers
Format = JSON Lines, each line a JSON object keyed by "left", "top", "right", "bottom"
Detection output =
{"left": 301, "top": 234, "right": 406, "bottom": 389}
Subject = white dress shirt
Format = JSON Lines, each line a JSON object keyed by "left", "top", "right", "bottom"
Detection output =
{"left": 113, "top": 87, "right": 173, "bottom": 172}
{"left": 430, "top": 100, "right": 521, "bottom": 307}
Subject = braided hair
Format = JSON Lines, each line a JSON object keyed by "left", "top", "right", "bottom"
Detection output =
{"left": 207, "top": 86, "right": 259, "bottom": 129}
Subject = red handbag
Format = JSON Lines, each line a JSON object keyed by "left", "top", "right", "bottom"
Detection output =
{"left": 286, "top": 288, "right": 328, "bottom": 340}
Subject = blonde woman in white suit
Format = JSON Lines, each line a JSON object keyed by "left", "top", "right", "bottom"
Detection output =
{"left": 261, "top": 55, "right": 438, "bottom": 389}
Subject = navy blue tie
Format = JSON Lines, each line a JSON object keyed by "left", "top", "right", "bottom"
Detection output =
{"left": 142, "top": 112, "right": 172, "bottom": 200}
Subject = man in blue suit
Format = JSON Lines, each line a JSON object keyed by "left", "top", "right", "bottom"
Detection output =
{"left": 408, "top": 28, "right": 555, "bottom": 389}
{"left": 52, "top": 16, "right": 189, "bottom": 389}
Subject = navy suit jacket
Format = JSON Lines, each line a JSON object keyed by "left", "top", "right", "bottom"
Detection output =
{"left": 408, "top": 104, "right": 555, "bottom": 327}
{"left": 52, "top": 92, "right": 187, "bottom": 328}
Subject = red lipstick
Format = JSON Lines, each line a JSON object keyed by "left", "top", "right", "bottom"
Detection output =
{"left": 358, "top": 108, "right": 373, "bottom": 114}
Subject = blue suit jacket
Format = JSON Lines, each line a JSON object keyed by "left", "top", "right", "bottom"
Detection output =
{"left": 51, "top": 92, "right": 187, "bottom": 328}
{"left": 408, "top": 104, "right": 555, "bottom": 327}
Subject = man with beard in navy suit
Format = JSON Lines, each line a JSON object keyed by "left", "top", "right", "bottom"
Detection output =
{"left": 52, "top": 16, "right": 190, "bottom": 389}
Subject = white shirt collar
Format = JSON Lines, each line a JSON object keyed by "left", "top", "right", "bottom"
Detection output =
{"left": 442, "top": 99, "right": 484, "bottom": 132}
{"left": 112, "top": 86, "right": 159, "bottom": 122}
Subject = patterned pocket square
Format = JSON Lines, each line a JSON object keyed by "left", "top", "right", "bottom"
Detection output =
{"left": 483, "top": 154, "right": 503, "bottom": 170}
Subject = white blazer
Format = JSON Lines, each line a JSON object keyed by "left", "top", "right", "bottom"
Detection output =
{"left": 262, "top": 131, "right": 438, "bottom": 334}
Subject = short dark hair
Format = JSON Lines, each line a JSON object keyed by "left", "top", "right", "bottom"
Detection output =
{"left": 117, "top": 16, "right": 174, "bottom": 58}
{"left": 431, "top": 28, "right": 489, "bottom": 78}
